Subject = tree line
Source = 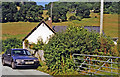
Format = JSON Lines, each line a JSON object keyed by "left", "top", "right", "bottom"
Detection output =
{"left": 2, "top": 2, "right": 44, "bottom": 23}
{"left": 45, "top": 2, "right": 119, "bottom": 22}
{"left": 2, "top": 2, "right": 119, "bottom": 23}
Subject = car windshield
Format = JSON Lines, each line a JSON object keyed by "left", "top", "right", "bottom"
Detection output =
{"left": 12, "top": 50, "right": 32, "bottom": 56}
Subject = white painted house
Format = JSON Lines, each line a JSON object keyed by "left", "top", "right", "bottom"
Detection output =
{"left": 22, "top": 20, "right": 55, "bottom": 49}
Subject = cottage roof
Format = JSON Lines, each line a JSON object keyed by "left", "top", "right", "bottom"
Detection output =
{"left": 52, "top": 26, "right": 67, "bottom": 33}
{"left": 52, "top": 26, "right": 103, "bottom": 33}
{"left": 22, "top": 20, "right": 55, "bottom": 41}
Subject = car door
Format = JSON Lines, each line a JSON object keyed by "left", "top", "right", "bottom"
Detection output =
{"left": 4, "top": 49, "right": 12, "bottom": 65}
{"left": 3, "top": 50, "right": 9, "bottom": 64}
{"left": 7, "top": 49, "right": 12, "bottom": 65}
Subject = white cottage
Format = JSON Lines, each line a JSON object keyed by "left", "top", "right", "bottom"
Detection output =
{"left": 22, "top": 20, "right": 55, "bottom": 49}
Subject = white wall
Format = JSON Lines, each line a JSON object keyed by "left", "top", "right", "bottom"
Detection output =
{"left": 25, "top": 23, "right": 54, "bottom": 44}
{"left": 23, "top": 41, "right": 25, "bottom": 49}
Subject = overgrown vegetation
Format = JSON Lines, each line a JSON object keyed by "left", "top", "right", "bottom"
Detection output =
{"left": 2, "top": 38, "right": 22, "bottom": 52}
{"left": 43, "top": 25, "right": 118, "bottom": 75}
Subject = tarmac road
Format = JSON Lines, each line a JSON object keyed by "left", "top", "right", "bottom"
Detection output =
{"left": 0, "top": 55, "right": 52, "bottom": 77}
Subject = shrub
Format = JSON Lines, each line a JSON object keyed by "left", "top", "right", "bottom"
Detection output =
{"left": 33, "top": 25, "right": 116, "bottom": 75}
{"left": 76, "top": 16, "right": 82, "bottom": 21}
{"left": 95, "top": 35, "right": 117, "bottom": 56}
{"left": 30, "top": 39, "right": 44, "bottom": 51}
{"left": 2, "top": 38, "right": 22, "bottom": 52}
{"left": 44, "top": 25, "right": 100, "bottom": 75}
{"left": 69, "top": 16, "right": 76, "bottom": 21}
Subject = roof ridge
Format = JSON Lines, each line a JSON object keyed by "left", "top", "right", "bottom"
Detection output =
{"left": 22, "top": 20, "right": 55, "bottom": 41}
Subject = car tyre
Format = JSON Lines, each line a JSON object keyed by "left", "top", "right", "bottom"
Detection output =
{"left": 2, "top": 59, "right": 6, "bottom": 66}
{"left": 12, "top": 62, "right": 16, "bottom": 69}
{"left": 34, "top": 66, "right": 38, "bottom": 69}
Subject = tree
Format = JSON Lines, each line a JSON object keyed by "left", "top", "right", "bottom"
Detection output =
{"left": 76, "top": 4, "right": 90, "bottom": 18}
{"left": 2, "top": 2, "right": 17, "bottom": 22}
{"left": 69, "top": 16, "right": 76, "bottom": 21}
{"left": 19, "top": 3, "right": 44, "bottom": 22}
{"left": 47, "top": 2, "right": 68, "bottom": 22}
{"left": 26, "top": 5, "right": 43, "bottom": 22}
{"left": 14, "top": 12, "right": 21, "bottom": 22}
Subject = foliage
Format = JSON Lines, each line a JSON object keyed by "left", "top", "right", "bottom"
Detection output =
{"left": 43, "top": 25, "right": 116, "bottom": 75}
{"left": 20, "top": 4, "right": 44, "bottom": 22}
{"left": 24, "top": 40, "right": 29, "bottom": 48}
{"left": 94, "top": 35, "right": 117, "bottom": 56}
{"left": 46, "top": 2, "right": 119, "bottom": 21}
{"left": 47, "top": 2, "right": 68, "bottom": 22}
{"left": 76, "top": 3, "right": 90, "bottom": 18}
{"left": 30, "top": 39, "right": 44, "bottom": 51}
{"left": 104, "top": 2, "right": 119, "bottom": 14}
{"left": 2, "top": 2, "right": 44, "bottom": 22}
{"left": 2, "top": 2, "right": 119, "bottom": 23}
{"left": 69, "top": 16, "right": 76, "bottom": 21}
{"left": 2, "top": 2, "right": 17, "bottom": 22}
{"left": 2, "top": 38, "right": 22, "bottom": 52}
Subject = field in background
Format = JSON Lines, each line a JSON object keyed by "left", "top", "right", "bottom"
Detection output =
{"left": 2, "top": 22, "right": 39, "bottom": 40}
{"left": 2, "top": 13, "right": 118, "bottom": 40}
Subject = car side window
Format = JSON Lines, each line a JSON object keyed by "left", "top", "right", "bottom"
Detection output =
{"left": 8, "top": 49, "right": 11, "bottom": 54}
{"left": 5, "top": 49, "right": 11, "bottom": 55}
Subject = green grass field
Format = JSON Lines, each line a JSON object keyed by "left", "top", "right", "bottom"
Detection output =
{"left": 2, "top": 13, "right": 118, "bottom": 40}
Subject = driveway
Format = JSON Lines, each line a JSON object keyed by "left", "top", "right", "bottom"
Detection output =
{"left": 0, "top": 55, "right": 52, "bottom": 77}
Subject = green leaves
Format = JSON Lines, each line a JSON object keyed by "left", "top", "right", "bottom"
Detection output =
{"left": 44, "top": 25, "right": 99, "bottom": 74}
{"left": 43, "top": 25, "right": 117, "bottom": 75}
{"left": 2, "top": 38, "right": 22, "bottom": 52}
{"left": 2, "top": 2, "right": 44, "bottom": 22}
{"left": 31, "top": 39, "right": 44, "bottom": 51}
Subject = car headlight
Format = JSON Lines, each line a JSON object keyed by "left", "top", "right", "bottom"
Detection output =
{"left": 16, "top": 59, "right": 24, "bottom": 63}
{"left": 34, "top": 59, "right": 39, "bottom": 61}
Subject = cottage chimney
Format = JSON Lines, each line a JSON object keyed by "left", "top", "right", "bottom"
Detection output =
{"left": 47, "top": 17, "right": 52, "bottom": 28}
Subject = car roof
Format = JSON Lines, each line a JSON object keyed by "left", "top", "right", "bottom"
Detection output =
{"left": 11, "top": 49, "right": 28, "bottom": 51}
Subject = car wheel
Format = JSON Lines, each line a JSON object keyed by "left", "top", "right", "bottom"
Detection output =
{"left": 11, "top": 62, "right": 16, "bottom": 69}
{"left": 34, "top": 66, "right": 38, "bottom": 69}
{"left": 2, "top": 59, "right": 6, "bottom": 66}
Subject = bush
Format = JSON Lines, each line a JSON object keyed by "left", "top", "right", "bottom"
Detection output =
{"left": 43, "top": 25, "right": 117, "bottom": 75}
{"left": 94, "top": 9, "right": 100, "bottom": 13}
{"left": 44, "top": 26, "right": 93, "bottom": 75}
{"left": 2, "top": 38, "right": 22, "bottom": 52}
{"left": 69, "top": 16, "right": 76, "bottom": 21}
{"left": 76, "top": 16, "right": 82, "bottom": 21}
{"left": 95, "top": 35, "right": 117, "bottom": 56}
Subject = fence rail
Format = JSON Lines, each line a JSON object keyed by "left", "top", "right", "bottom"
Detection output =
{"left": 72, "top": 54, "right": 120, "bottom": 75}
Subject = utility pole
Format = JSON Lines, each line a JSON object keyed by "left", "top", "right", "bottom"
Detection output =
{"left": 100, "top": 0, "right": 104, "bottom": 35}
{"left": 51, "top": 2, "right": 53, "bottom": 19}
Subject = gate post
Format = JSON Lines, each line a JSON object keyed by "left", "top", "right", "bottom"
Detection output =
{"left": 111, "top": 58, "right": 112, "bottom": 74}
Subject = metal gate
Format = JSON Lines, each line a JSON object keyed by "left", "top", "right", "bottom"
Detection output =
{"left": 72, "top": 54, "right": 120, "bottom": 75}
